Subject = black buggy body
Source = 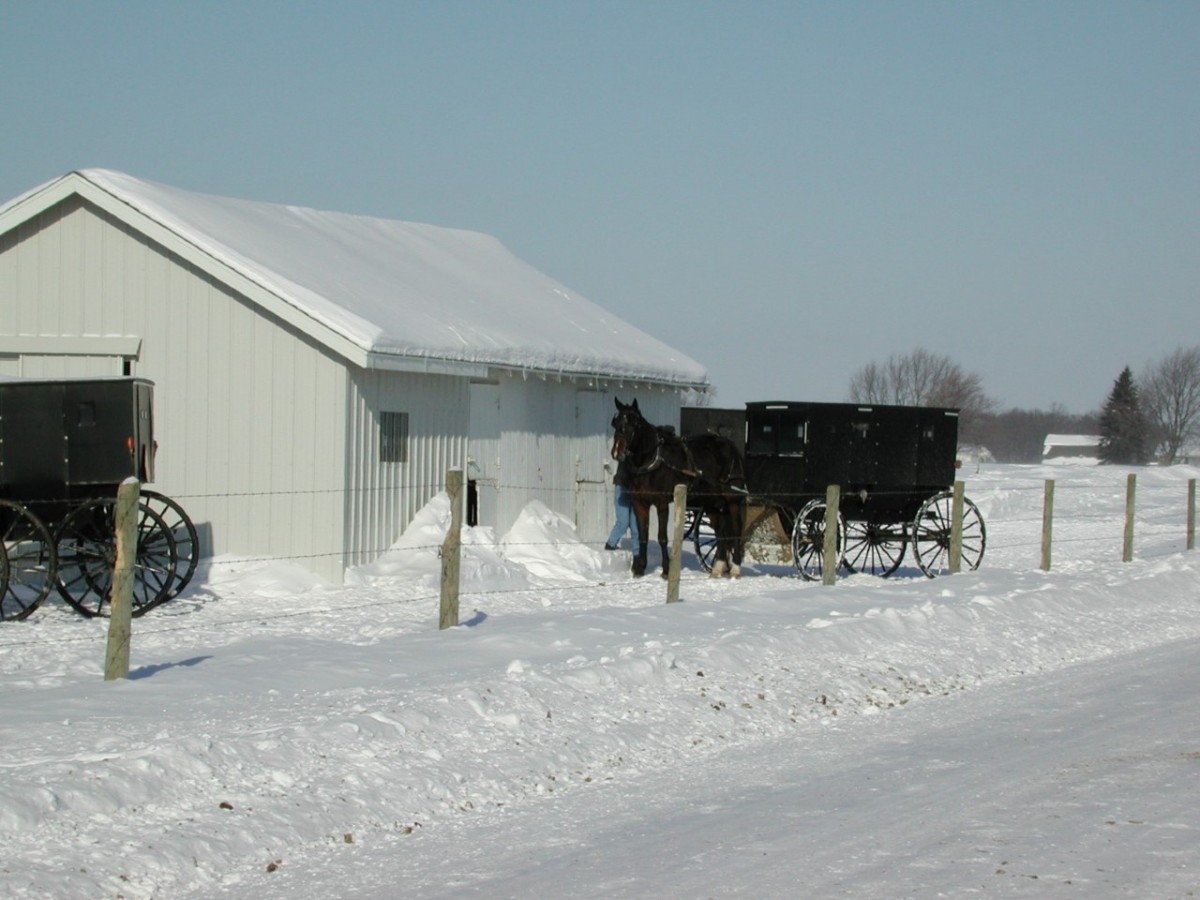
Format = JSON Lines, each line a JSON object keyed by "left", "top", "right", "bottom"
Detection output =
{"left": 0, "top": 377, "right": 155, "bottom": 509}
{"left": 0, "top": 377, "right": 197, "bottom": 621}
{"left": 743, "top": 400, "right": 960, "bottom": 523}
{"left": 682, "top": 401, "right": 985, "bottom": 580}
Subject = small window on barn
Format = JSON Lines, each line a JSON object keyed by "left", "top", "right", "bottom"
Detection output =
{"left": 380, "top": 411, "right": 409, "bottom": 463}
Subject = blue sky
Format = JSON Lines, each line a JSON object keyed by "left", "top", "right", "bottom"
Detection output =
{"left": 3, "top": 1, "right": 1196, "bottom": 413}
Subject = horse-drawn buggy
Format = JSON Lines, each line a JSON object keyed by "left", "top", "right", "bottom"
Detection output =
{"left": 0, "top": 376, "right": 198, "bottom": 621}
{"left": 612, "top": 398, "right": 985, "bottom": 580}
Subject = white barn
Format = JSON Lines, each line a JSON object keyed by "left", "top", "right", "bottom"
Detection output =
{"left": 1042, "top": 434, "right": 1102, "bottom": 466}
{"left": 0, "top": 170, "right": 708, "bottom": 582}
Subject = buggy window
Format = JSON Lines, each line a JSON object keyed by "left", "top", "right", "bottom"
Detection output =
{"left": 747, "top": 414, "right": 806, "bottom": 457}
{"left": 746, "top": 417, "right": 776, "bottom": 455}
{"left": 380, "top": 411, "right": 409, "bottom": 463}
{"left": 777, "top": 417, "right": 806, "bottom": 456}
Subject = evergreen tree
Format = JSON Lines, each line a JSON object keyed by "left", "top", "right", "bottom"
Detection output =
{"left": 1098, "top": 367, "right": 1149, "bottom": 464}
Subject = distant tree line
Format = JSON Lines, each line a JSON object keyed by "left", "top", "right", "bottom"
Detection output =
{"left": 847, "top": 347, "right": 1200, "bottom": 465}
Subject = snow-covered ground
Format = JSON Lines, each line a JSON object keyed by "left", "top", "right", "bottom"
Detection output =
{"left": 3, "top": 463, "right": 1199, "bottom": 898}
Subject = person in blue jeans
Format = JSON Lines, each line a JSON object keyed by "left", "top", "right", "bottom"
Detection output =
{"left": 605, "top": 458, "right": 640, "bottom": 550}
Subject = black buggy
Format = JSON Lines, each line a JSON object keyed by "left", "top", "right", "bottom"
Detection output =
{"left": 682, "top": 401, "right": 986, "bottom": 580}
{"left": 0, "top": 377, "right": 198, "bottom": 621}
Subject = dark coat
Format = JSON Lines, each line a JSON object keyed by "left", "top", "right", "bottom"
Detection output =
{"left": 613, "top": 458, "right": 632, "bottom": 489}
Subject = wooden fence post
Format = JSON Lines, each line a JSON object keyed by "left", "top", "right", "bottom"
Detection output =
{"left": 822, "top": 484, "right": 840, "bottom": 586}
{"left": 1188, "top": 478, "right": 1196, "bottom": 552}
{"left": 1041, "top": 479, "right": 1055, "bottom": 571}
{"left": 104, "top": 478, "right": 139, "bottom": 681}
{"left": 1123, "top": 472, "right": 1136, "bottom": 563}
{"left": 949, "top": 480, "right": 965, "bottom": 574}
{"left": 439, "top": 468, "right": 463, "bottom": 630}
{"left": 667, "top": 483, "right": 687, "bottom": 603}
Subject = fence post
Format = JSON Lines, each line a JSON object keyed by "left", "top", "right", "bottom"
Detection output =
{"left": 949, "top": 480, "right": 965, "bottom": 574}
{"left": 104, "top": 478, "right": 140, "bottom": 681}
{"left": 1188, "top": 478, "right": 1196, "bottom": 552}
{"left": 667, "top": 483, "right": 687, "bottom": 603}
{"left": 822, "top": 484, "right": 840, "bottom": 586}
{"left": 1041, "top": 479, "right": 1055, "bottom": 571}
{"left": 1123, "top": 472, "right": 1136, "bottom": 563}
{"left": 439, "top": 468, "right": 463, "bottom": 630}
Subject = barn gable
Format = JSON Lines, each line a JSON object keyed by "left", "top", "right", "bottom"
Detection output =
{"left": 0, "top": 171, "right": 702, "bottom": 583}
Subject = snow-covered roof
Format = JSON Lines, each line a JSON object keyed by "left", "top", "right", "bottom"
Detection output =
{"left": 1044, "top": 434, "right": 1101, "bottom": 450}
{"left": 0, "top": 170, "right": 708, "bottom": 389}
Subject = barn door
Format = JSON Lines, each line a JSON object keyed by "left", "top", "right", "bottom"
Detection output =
{"left": 468, "top": 382, "right": 501, "bottom": 529}
{"left": 574, "top": 390, "right": 610, "bottom": 537}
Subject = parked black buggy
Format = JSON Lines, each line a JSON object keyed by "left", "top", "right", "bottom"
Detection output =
{"left": 681, "top": 401, "right": 986, "bottom": 580}
{"left": 0, "top": 377, "right": 198, "bottom": 621}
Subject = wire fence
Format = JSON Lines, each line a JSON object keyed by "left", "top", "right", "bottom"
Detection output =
{"left": 2, "top": 471, "right": 1196, "bottom": 658}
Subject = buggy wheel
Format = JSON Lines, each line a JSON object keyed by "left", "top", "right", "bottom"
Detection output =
{"left": 791, "top": 499, "right": 844, "bottom": 582}
{"left": 0, "top": 500, "right": 57, "bottom": 622}
{"left": 55, "top": 499, "right": 178, "bottom": 617}
{"left": 911, "top": 491, "right": 986, "bottom": 577}
{"left": 690, "top": 509, "right": 718, "bottom": 572}
{"left": 140, "top": 490, "right": 199, "bottom": 598}
{"left": 842, "top": 519, "right": 906, "bottom": 577}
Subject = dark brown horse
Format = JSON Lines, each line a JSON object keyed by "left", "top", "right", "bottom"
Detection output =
{"left": 610, "top": 398, "right": 747, "bottom": 579}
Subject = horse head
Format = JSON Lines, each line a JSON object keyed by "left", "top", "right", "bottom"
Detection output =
{"left": 610, "top": 398, "right": 645, "bottom": 462}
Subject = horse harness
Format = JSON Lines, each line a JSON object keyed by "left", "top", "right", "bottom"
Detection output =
{"left": 629, "top": 426, "right": 709, "bottom": 483}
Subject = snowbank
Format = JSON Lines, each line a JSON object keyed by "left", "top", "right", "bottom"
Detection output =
{"left": 1, "top": 464, "right": 1198, "bottom": 898}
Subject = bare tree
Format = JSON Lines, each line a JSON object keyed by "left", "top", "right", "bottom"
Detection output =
{"left": 849, "top": 348, "right": 996, "bottom": 418}
{"left": 1142, "top": 346, "right": 1200, "bottom": 463}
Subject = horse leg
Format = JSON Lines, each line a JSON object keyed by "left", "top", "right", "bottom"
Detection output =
{"left": 657, "top": 500, "right": 671, "bottom": 579}
{"left": 707, "top": 504, "right": 728, "bottom": 578}
{"left": 631, "top": 502, "right": 650, "bottom": 578}
{"left": 728, "top": 498, "right": 744, "bottom": 579}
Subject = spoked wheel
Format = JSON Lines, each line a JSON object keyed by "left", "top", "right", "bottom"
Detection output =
{"left": 55, "top": 499, "right": 178, "bottom": 617}
{"left": 842, "top": 519, "right": 907, "bottom": 577}
{"left": 140, "top": 490, "right": 199, "bottom": 598}
{"left": 689, "top": 509, "right": 718, "bottom": 572}
{"left": 791, "top": 499, "right": 844, "bottom": 582}
{"left": 911, "top": 491, "right": 987, "bottom": 577}
{"left": 0, "top": 500, "right": 57, "bottom": 622}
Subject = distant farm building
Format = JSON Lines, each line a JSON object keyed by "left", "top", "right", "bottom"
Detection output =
{"left": 0, "top": 169, "right": 709, "bottom": 582}
{"left": 1174, "top": 444, "right": 1200, "bottom": 466}
{"left": 1042, "top": 434, "right": 1101, "bottom": 466}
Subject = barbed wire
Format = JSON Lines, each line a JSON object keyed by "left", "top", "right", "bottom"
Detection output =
{"left": 3, "top": 473, "right": 1195, "bottom": 645}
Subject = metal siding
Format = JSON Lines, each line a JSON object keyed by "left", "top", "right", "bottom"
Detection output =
{"left": 344, "top": 369, "right": 468, "bottom": 567}
{"left": 468, "top": 382, "right": 502, "bottom": 530}
{"left": 574, "top": 389, "right": 611, "bottom": 542}
{"left": 0, "top": 198, "right": 351, "bottom": 583}
{"left": 479, "top": 378, "right": 684, "bottom": 547}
